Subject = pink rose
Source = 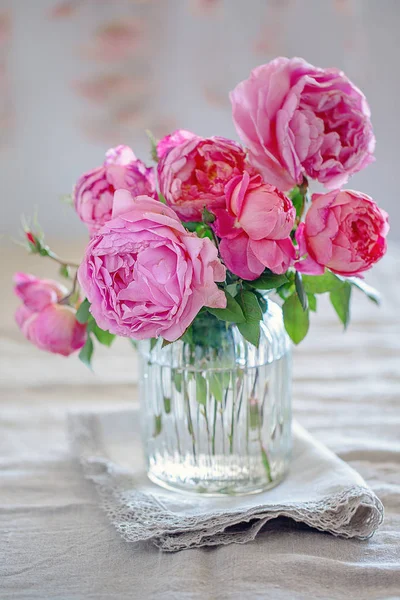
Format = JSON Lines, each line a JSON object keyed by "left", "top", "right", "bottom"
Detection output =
{"left": 213, "top": 173, "right": 296, "bottom": 279}
{"left": 158, "top": 135, "right": 255, "bottom": 221}
{"left": 78, "top": 190, "right": 227, "bottom": 342}
{"left": 230, "top": 57, "right": 375, "bottom": 191}
{"left": 295, "top": 189, "right": 389, "bottom": 277}
{"left": 14, "top": 273, "right": 87, "bottom": 356}
{"left": 156, "top": 129, "right": 196, "bottom": 159}
{"left": 73, "top": 145, "right": 157, "bottom": 235}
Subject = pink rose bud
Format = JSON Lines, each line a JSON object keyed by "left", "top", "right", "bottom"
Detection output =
{"left": 156, "top": 129, "right": 196, "bottom": 159}
{"left": 295, "top": 189, "right": 389, "bottom": 277}
{"left": 230, "top": 57, "right": 375, "bottom": 191}
{"left": 78, "top": 190, "right": 226, "bottom": 342}
{"left": 213, "top": 173, "right": 296, "bottom": 279}
{"left": 14, "top": 273, "right": 87, "bottom": 356}
{"left": 157, "top": 135, "right": 256, "bottom": 221}
{"left": 73, "top": 145, "right": 157, "bottom": 235}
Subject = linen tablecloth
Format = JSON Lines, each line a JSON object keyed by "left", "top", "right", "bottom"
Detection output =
{"left": 0, "top": 243, "right": 399, "bottom": 599}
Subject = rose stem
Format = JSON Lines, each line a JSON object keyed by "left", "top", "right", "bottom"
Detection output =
{"left": 212, "top": 397, "right": 217, "bottom": 455}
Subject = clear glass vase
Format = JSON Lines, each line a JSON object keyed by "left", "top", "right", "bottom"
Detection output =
{"left": 138, "top": 300, "right": 292, "bottom": 496}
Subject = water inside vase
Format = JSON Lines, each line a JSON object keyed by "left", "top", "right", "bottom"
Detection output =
{"left": 139, "top": 345, "right": 292, "bottom": 495}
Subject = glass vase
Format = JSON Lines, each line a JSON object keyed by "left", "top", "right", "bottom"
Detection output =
{"left": 138, "top": 300, "right": 292, "bottom": 496}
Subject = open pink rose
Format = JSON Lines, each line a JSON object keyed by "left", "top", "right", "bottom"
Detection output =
{"left": 158, "top": 135, "right": 255, "bottom": 221}
{"left": 213, "top": 173, "right": 296, "bottom": 279}
{"left": 14, "top": 273, "right": 87, "bottom": 356}
{"left": 295, "top": 189, "right": 389, "bottom": 277}
{"left": 73, "top": 145, "right": 156, "bottom": 235}
{"left": 230, "top": 57, "right": 375, "bottom": 191}
{"left": 156, "top": 129, "right": 196, "bottom": 159}
{"left": 78, "top": 191, "right": 226, "bottom": 342}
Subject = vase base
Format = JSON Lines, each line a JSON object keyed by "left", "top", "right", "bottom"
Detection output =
{"left": 147, "top": 467, "right": 288, "bottom": 497}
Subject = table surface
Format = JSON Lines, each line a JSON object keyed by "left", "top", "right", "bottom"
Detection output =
{"left": 1, "top": 243, "right": 399, "bottom": 600}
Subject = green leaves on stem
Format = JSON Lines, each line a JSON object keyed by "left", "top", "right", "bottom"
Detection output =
{"left": 78, "top": 336, "right": 94, "bottom": 370}
{"left": 330, "top": 281, "right": 352, "bottom": 328}
{"left": 76, "top": 299, "right": 116, "bottom": 368}
{"left": 246, "top": 270, "right": 288, "bottom": 290}
{"left": 76, "top": 298, "right": 91, "bottom": 324}
{"left": 302, "top": 271, "right": 352, "bottom": 329}
{"left": 282, "top": 292, "right": 309, "bottom": 345}
{"left": 207, "top": 287, "right": 266, "bottom": 348}
{"left": 236, "top": 290, "right": 263, "bottom": 347}
{"left": 301, "top": 271, "right": 343, "bottom": 294}
{"left": 207, "top": 290, "right": 245, "bottom": 323}
{"left": 348, "top": 277, "right": 381, "bottom": 305}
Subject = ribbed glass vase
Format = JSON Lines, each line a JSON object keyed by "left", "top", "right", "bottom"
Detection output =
{"left": 138, "top": 300, "right": 292, "bottom": 496}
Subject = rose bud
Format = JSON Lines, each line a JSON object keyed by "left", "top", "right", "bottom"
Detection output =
{"left": 14, "top": 273, "right": 87, "bottom": 356}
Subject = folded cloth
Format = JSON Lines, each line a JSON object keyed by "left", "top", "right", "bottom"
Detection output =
{"left": 69, "top": 409, "right": 383, "bottom": 552}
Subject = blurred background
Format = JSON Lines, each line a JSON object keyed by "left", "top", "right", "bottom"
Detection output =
{"left": 0, "top": 0, "right": 399, "bottom": 241}
{"left": 0, "top": 0, "right": 399, "bottom": 386}
{"left": 0, "top": 0, "right": 397, "bottom": 422}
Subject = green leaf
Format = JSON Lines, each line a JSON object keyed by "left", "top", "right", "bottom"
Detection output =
{"left": 145, "top": 129, "right": 158, "bottom": 162}
{"left": 302, "top": 271, "right": 343, "bottom": 294}
{"left": 163, "top": 397, "right": 171, "bottom": 414}
{"left": 236, "top": 290, "right": 263, "bottom": 347}
{"left": 330, "top": 281, "right": 352, "bottom": 328}
{"left": 209, "top": 372, "right": 224, "bottom": 403}
{"left": 173, "top": 371, "right": 182, "bottom": 393}
{"left": 288, "top": 186, "right": 305, "bottom": 220}
{"left": 161, "top": 338, "right": 173, "bottom": 348}
{"left": 307, "top": 293, "right": 317, "bottom": 312}
{"left": 150, "top": 338, "right": 158, "bottom": 351}
{"left": 207, "top": 291, "right": 245, "bottom": 323}
{"left": 282, "top": 293, "right": 310, "bottom": 344}
{"left": 348, "top": 277, "right": 381, "bottom": 305}
{"left": 91, "top": 325, "right": 115, "bottom": 347}
{"left": 181, "top": 327, "right": 193, "bottom": 345}
{"left": 225, "top": 283, "right": 238, "bottom": 297}
{"left": 184, "top": 221, "right": 202, "bottom": 232}
{"left": 195, "top": 223, "right": 213, "bottom": 240}
{"left": 202, "top": 207, "right": 216, "bottom": 224}
{"left": 58, "top": 264, "right": 70, "bottom": 279}
{"left": 294, "top": 271, "right": 308, "bottom": 311}
{"left": 276, "top": 281, "right": 295, "bottom": 301}
{"left": 195, "top": 373, "right": 207, "bottom": 406}
{"left": 158, "top": 193, "right": 167, "bottom": 205}
{"left": 76, "top": 298, "right": 91, "bottom": 324}
{"left": 78, "top": 335, "right": 94, "bottom": 369}
{"left": 153, "top": 414, "right": 162, "bottom": 436}
{"left": 246, "top": 271, "right": 288, "bottom": 290}
{"left": 254, "top": 290, "right": 268, "bottom": 314}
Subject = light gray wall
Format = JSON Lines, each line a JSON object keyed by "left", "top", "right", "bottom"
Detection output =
{"left": 1, "top": 0, "right": 399, "bottom": 240}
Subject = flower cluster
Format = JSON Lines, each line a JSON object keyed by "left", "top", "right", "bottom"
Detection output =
{"left": 14, "top": 57, "right": 388, "bottom": 362}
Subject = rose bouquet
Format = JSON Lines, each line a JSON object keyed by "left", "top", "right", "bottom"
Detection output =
{"left": 15, "top": 58, "right": 389, "bottom": 494}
